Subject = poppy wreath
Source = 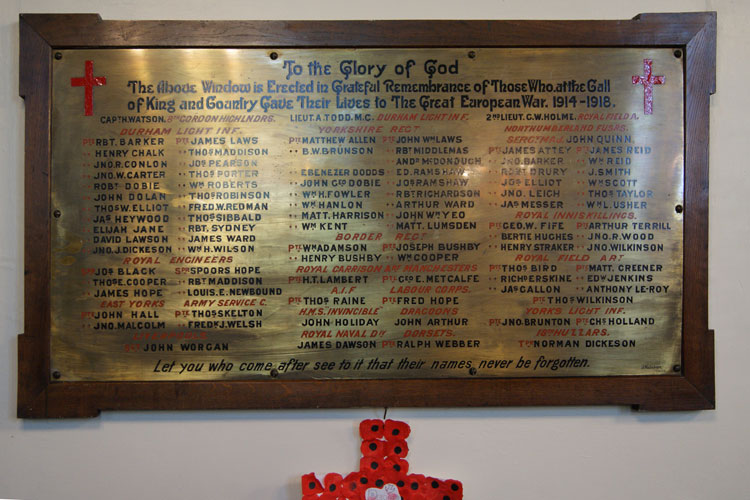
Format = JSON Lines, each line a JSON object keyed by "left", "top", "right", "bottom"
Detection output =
{"left": 301, "top": 419, "right": 463, "bottom": 499}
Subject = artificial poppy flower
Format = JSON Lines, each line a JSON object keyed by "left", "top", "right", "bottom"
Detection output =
{"left": 356, "top": 471, "right": 373, "bottom": 490}
{"left": 323, "top": 473, "right": 344, "bottom": 495}
{"left": 398, "top": 489, "right": 428, "bottom": 500}
{"left": 302, "top": 472, "right": 324, "bottom": 495}
{"left": 302, "top": 420, "right": 461, "bottom": 500}
{"left": 437, "top": 491, "right": 462, "bottom": 500}
{"left": 402, "top": 473, "right": 426, "bottom": 495}
{"left": 443, "top": 479, "right": 462, "bottom": 498}
{"left": 371, "top": 475, "right": 388, "bottom": 489}
{"left": 341, "top": 471, "right": 364, "bottom": 499}
{"left": 385, "top": 439, "right": 409, "bottom": 459}
{"left": 383, "top": 457, "right": 409, "bottom": 482}
{"left": 361, "top": 438, "right": 385, "bottom": 457}
{"left": 360, "top": 419, "right": 385, "bottom": 440}
{"left": 360, "top": 456, "right": 384, "bottom": 474}
{"left": 425, "top": 476, "right": 444, "bottom": 492}
{"left": 385, "top": 419, "right": 411, "bottom": 440}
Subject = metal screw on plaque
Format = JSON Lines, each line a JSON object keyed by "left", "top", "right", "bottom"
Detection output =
{"left": 270, "top": 52, "right": 278, "bottom": 60}
{"left": 674, "top": 49, "right": 682, "bottom": 58}
{"left": 469, "top": 367, "right": 477, "bottom": 376}
{"left": 54, "top": 52, "right": 62, "bottom": 60}
{"left": 675, "top": 204, "right": 683, "bottom": 214}
{"left": 53, "top": 209, "right": 61, "bottom": 218}
{"left": 52, "top": 371, "right": 61, "bottom": 380}
{"left": 673, "top": 365, "right": 681, "bottom": 372}
{"left": 468, "top": 51, "right": 476, "bottom": 59}
{"left": 270, "top": 368, "right": 279, "bottom": 378}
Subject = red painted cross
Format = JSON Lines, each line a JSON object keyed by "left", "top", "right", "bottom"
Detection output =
{"left": 632, "top": 59, "right": 665, "bottom": 115}
{"left": 70, "top": 60, "right": 106, "bottom": 116}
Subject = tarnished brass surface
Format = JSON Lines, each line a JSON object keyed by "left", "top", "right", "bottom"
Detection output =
{"left": 50, "top": 48, "right": 683, "bottom": 381}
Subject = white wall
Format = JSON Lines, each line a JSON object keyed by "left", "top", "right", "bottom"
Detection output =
{"left": 1, "top": 1, "right": 747, "bottom": 499}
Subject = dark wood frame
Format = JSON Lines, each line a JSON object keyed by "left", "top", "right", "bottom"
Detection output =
{"left": 18, "top": 12, "right": 716, "bottom": 418}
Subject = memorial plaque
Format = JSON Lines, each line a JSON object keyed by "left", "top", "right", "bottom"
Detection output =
{"left": 18, "top": 14, "right": 715, "bottom": 416}
{"left": 50, "top": 48, "right": 683, "bottom": 381}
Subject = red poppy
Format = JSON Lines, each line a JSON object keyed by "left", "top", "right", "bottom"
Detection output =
{"left": 443, "top": 479, "right": 463, "bottom": 498}
{"left": 355, "top": 470, "right": 374, "bottom": 491}
{"left": 323, "top": 473, "right": 344, "bottom": 495}
{"left": 360, "top": 456, "right": 384, "bottom": 474}
{"left": 385, "top": 419, "right": 411, "bottom": 441}
{"left": 303, "top": 420, "right": 462, "bottom": 500}
{"left": 341, "top": 472, "right": 364, "bottom": 499}
{"left": 369, "top": 474, "right": 389, "bottom": 490}
{"left": 425, "top": 476, "right": 445, "bottom": 492}
{"left": 436, "top": 490, "right": 462, "bottom": 500}
{"left": 361, "top": 438, "right": 385, "bottom": 457}
{"left": 393, "top": 477, "right": 407, "bottom": 491}
{"left": 385, "top": 439, "right": 409, "bottom": 459}
{"left": 401, "top": 473, "right": 426, "bottom": 496}
{"left": 398, "top": 488, "right": 428, "bottom": 500}
{"left": 359, "top": 419, "right": 385, "bottom": 440}
{"left": 383, "top": 457, "right": 409, "bottom": 481}
{"left": 302, "top": 472, "right": 324, "bottom": 495}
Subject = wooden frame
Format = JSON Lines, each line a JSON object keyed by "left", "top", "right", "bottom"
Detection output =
{"left": 18, "top": 12, "right": 716, "bottom": 417}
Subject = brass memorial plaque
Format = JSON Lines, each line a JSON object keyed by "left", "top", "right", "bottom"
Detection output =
{"left": 50, "top": 48, "right": 683, "bottom": 381}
